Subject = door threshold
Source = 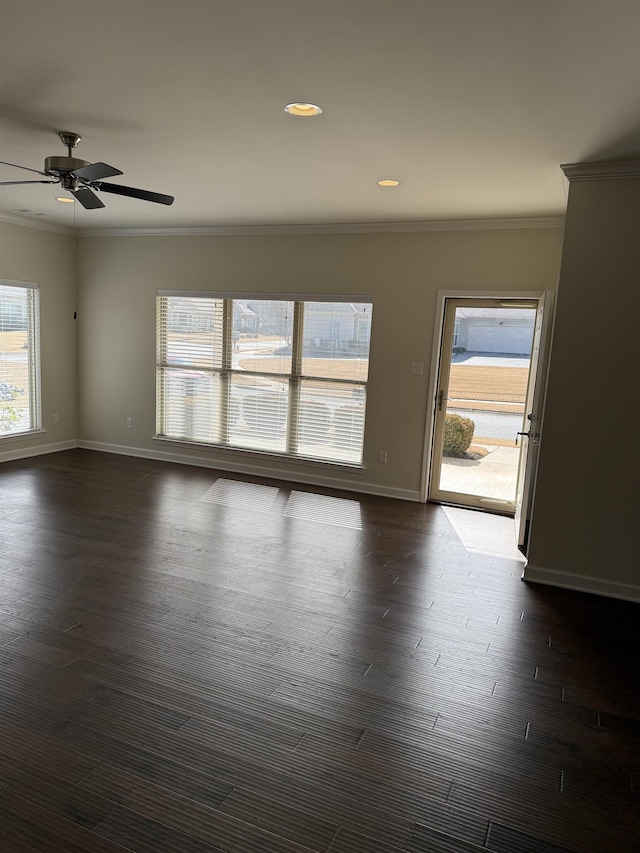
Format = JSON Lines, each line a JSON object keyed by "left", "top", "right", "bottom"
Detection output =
{"left": 428, "top": 498, "right": 515, "bottom": 518}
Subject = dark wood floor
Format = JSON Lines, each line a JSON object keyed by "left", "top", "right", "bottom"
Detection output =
{"left": 0, "top": 449, "right": 638, "bottom": 853}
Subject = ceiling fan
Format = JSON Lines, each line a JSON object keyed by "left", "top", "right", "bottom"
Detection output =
{"left": 0, "top": 131, "right": 174, "bottom": 209}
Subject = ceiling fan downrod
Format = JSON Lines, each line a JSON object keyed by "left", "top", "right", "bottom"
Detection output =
{"left": 58, "top": 131, "right": 81, "bottom": 156}
{"left": 45, "top": 132, "right": 90, "bottom": 176}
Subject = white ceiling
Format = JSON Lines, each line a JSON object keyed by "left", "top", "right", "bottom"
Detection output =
{"left": 1, "top": 0, "right": 638, "bottom": 232}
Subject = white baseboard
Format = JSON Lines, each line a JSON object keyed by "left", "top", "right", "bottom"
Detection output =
{"left": 77, "top": 440, "right": 420, "bottom": 502}
{"left": 522, "top": 564, "right": 640, "bottom": 603}
{"left": 0, "top": 439, "right": 78, "bottom": 464}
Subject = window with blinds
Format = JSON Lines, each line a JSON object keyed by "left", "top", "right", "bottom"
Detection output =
{"left": 156, "top": 294, "right": 373, "bottom": 465}
{"left": 0, "top": 280, "right": 41, "bottom": 438}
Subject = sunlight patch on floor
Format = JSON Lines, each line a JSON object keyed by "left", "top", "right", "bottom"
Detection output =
{"left": 200, "top": 478, "right": 279, "bottom": 512}
{"left": 442, "top": 505, "right": 525, "bottom": 563}
{"left": 284, "top": 491, "right": 363, "bottom": 529}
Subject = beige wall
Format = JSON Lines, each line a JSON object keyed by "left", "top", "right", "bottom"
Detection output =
{"left": 526, "top": 175, "right": 640, "bottom": 595}
{"left": 0, "top": 220, "right": 77, "bottom": 453}
{"left": 77, "top": 227, "right": 563, "bottom": 496}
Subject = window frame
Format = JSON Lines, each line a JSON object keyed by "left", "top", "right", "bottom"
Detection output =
{"left": 155, "top": 291, "right": 373, "bottom": 467}
{"left": 0, "top": 278, "right": 42, "bottom": 441}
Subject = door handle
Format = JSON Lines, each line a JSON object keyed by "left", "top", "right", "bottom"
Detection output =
{"left": 515, "top": 431, "right": 529, "bottom": 446}
{"left": 437, "top": 389, "right": 445, "bottom": 411}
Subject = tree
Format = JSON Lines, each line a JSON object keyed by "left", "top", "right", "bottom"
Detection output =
{"left": 247, "top": 301, "right": 293, "bottom": 345}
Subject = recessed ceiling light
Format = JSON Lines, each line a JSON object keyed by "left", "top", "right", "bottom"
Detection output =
{"left": 56, "top": 196, "right": 76, "bottom": 203}
{"left": 377, "top": 179, "right": 401, "bottom": 187}
{"left": 284, "top": 102, "right": 323, "bottom": 117}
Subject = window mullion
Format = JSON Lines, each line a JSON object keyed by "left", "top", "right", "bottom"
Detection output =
{"left": 220, "top": 299, "right": 233, "bottom": 443}
{"left": 26, "top": 292, "right": 33, "bottom": 422}
{"left": 156, "top": 297, "right": 167, "bottom": 435}
{"left": 287, "top": 302, "right": 304, "bottom": 454}
{"left": 27, "top": 289, "right": 40, "bottom": 429}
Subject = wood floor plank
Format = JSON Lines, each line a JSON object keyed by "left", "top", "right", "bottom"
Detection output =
{"left": 89, "top": 686, "right": 193, "bottom": 732}
{"left": 63, "top": 721, "right": 236, "bottom": 809}
{"left": 405, "top": 822, "right": 487, "bottom": 852}
{"left": 485, "top": 820, "right": 579, "bottom": 853}
{"left": 448, "top": 778, "right": 633, "bottom": 852}
{"left": 86, "top": 764, "right": 329, "bottom": 853}
{"left": 0, "top": 753, "right": 115, "bottom": 829}
{"left": 0, "top": 717, "right": 100, "bottom": 784}
{"left": 0, "top": 829, "right": 44, "bottom": 853}
{"left": 1, "top": 635, "right": 81, "bottom": 667}
{"left": 0, "top": 789, "right": 128, "bottom": 853}
{"left": 93, "top": 806, "right": 227, "bottom": 853}
{"left": 327, "top": 827, "right": 404, "bottom": 852}
{"left": 218, "top": 786, "right": 338, "bottom": 851}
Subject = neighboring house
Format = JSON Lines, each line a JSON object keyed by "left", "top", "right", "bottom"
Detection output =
{"left": 245, "top": 301, "right": 372, "bottom": 351}
{"left": 303, "top": 303, "right": 371, "bottom": 347}
{"left": 0, "top": 289, "right": 28, "bottom": 330}
{"left": 168, "top": 298, "right": 219, "bottom": 333}
{"left": 234, "top": 302, "right": 260, "bottom": 332}
{"left": 165, "top": 298, "right": 370, "bottom": 351}
{"left": 454, "top": 307, "right": 535, "bottom": 355}
{"left": 168, "top": 298, "right": 261, "bottom": 335}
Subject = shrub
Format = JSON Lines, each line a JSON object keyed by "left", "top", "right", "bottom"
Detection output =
{"left": 443, "top": 413, "right": 475, "bottom": 455}
{"left": 0, "top": 381, "right": 22, "bottom": 433}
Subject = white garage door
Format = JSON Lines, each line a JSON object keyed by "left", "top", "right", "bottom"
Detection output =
{"left": 467, "top": 323, "right": 534, "bottom": 354}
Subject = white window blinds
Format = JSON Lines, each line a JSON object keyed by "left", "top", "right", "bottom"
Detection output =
{"left": 156, "top": 294, "right": 372, "bottom": 465}
{"left": 0, "top": 280, "right": 41, "bottom": 437}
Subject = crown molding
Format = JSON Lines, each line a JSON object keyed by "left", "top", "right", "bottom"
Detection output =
{"left": 0, "top": 211, "right": 75, "bottom": 235}
{"left": 1, "top": 211, "right": 565, "bottom": 238}
{"left": 81, "top": 216, "right": 565, "bottom": 238}
{"left": 561, "top": 161, "right": 640, "bottom": 182}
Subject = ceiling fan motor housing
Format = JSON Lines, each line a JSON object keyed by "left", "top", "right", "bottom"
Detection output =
{"left": 44, "top": 155, "right": 90, "bottom": 176}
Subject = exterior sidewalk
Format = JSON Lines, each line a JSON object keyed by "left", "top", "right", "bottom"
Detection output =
{"left": 439, "top": 444, "right": 520, "bottom": 503}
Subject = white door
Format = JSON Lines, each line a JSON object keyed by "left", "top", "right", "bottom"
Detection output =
{"left": 514, "top": 292, "right": 552, "bottom": 553}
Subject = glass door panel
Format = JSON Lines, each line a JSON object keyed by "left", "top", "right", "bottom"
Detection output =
{"left": 429, "top": 298, "right": 537, "bottom": 513}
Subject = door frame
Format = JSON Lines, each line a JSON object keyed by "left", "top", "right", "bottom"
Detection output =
{"left": 419, "top": 290, "right": 551, "bottom": 506}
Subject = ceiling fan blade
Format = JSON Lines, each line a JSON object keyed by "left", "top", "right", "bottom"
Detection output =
{"left": 93, "top": 181, "right": 174, "bottom": 206}
{"left": 72, "top": 162, "right": 123, "bottom": 182}
{"left": 0, "top": 159, "right": 48, "bottom": 176}
{"left": 0, "top": 180, "right": 58, "bottom": 186}
{"left": 71, "top": 186, "right": 105, "bottom": 209}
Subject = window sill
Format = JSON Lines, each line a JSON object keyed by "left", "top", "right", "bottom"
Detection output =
{"left": 0, "top": 428, "right": 47, "bottom": 444}
{"left": 152, "top": 435, "right": 366, "bottom": 474}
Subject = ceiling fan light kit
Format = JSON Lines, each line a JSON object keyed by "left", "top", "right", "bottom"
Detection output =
{"left": 0, "top": 131, "right": 174, "bottom": 210}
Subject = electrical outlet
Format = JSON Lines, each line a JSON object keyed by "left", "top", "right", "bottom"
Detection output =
{"left": 52, "top": 413, "right": 59, "bottom": 424}
{"left": 378, "top": 450, "right": 388, "bottom": 463}
{"left": 126, "top": 417, "right": 133, "bottom": 429}
{"left": 410, "top": 361, "right": 424, "bottom": 375}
